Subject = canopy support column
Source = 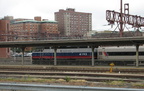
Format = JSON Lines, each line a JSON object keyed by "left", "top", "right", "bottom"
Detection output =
{"left": 54, "top": 47, "right": 57, "bottom": 66}
{"left": 91, "top": 46, "right": 95, "bottom": 66}
{"left": 136, "top": 44, "right": 139, "bottom": 67}
{"left": 21, "top": 47, "right": 25, "bottom": 66}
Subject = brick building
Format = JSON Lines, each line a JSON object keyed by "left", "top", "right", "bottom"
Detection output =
{"left": 55, "top": 8, "right": 92, "bottom": 37}
{"left": 0, "top": 16, "right": 13, "bottom": 58}
{"left": 9, "top": 16, "right": 59, "bottom": 41}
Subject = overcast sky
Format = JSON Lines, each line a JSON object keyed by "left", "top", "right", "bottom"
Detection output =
{"left": 0, "top": 0, "right": 144, "bottom": 31}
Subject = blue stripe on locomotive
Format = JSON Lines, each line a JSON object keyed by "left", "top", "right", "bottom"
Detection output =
{"left": 32, "top": 52, "right": 96, "bottom": 57}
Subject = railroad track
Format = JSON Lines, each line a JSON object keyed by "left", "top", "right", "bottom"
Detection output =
{"left": 0, "top": 66, "right": 144, "bottom": 82}
{"left": 0, "top": 70, "right": 144, "bottom": 82}
{"left": 0, "top": 67, "right": 144, "bottom": 73}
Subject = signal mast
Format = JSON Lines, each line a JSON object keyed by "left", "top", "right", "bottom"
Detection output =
{"left": 106, "top": 0, "right": 144, "bottom": 37}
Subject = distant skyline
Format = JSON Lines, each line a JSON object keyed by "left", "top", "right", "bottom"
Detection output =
{"left": 0, "top": 0, "right": 144, "bottom": 31}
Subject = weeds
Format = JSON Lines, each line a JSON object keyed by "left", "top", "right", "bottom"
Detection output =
{"left": 131, "top": 82, "right": 144, "bottom": 88}
{"left": 65, "top": 76, "right": 71, "bottom": 82}
{"left": 108, "top": 80, "right": 126, "bottom": 86}
{"left": 0, "top": 77, "right": 144, "bottom": 88}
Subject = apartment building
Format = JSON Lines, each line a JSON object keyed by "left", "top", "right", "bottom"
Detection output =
{"left": 55, "top": 8, "right": 92, "bottom": 37}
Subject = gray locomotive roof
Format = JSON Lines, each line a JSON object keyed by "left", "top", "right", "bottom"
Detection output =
{"left": 43, "top": 48, "right": 97, "bottom": 53}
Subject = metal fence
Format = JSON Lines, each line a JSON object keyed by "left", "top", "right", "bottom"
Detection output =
{"left": 0, "top": 57, "right": 32, "bottom": 65}
{"left": 0, "top": 83, "right": 143, "bottom": 91}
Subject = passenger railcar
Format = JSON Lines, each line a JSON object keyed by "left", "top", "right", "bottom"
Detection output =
{"left": 97, "top": 46, "right": 144, "bottom": 65}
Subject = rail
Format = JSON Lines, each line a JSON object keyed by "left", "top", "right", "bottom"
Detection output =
{"left": 0, "top": 83, "right": 143, "bottom": 91}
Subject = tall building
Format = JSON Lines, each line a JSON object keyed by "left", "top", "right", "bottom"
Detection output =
{"left": 55, "top": 8, "right": 92, "bottom": 37}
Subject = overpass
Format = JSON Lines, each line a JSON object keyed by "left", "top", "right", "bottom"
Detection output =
{"left": 1, "top": 37, "right": 144, "bottom": 67}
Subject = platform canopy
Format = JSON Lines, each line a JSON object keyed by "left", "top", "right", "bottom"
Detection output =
{"left": 0, "top": 37, "right": 144, "bottom": 48}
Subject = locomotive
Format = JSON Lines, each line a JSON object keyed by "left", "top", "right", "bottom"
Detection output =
{"left": 32, "top": 46, "right": 144, "bottom": 66}
{"left": 32, "top": 48, "right": 97, "bottom": 65}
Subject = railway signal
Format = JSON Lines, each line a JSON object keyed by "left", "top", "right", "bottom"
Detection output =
{"left": 106, "top": 0, "right": 144, "bottom": 37}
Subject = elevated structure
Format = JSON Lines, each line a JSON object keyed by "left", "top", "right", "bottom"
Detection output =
{"left": 106, "top": 0, "right": 144, "bottom": 37}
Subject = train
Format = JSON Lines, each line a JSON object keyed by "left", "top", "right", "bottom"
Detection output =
{"left": 97, "top": 46, "right": 144, "bottom": 66}
{"left": 32, "top": 48, "right": 97, "bottom": 65}
{"left": 32, "top": 46, "right": 144, "bottom": 66}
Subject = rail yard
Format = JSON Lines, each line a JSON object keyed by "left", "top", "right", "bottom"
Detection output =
{"left": 1, "top": 0, "right": 144, "bottom": 90}
{"left": 0, "top": 65, "right": 144, "bottom": 86}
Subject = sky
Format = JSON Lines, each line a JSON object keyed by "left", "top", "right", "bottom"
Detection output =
{"left": 0, "top": 0, "right": 144, "bottom": 31}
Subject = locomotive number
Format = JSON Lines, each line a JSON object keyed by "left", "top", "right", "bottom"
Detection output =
{"left": 79, "top": 53, "right": 87, "bottom": 55}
